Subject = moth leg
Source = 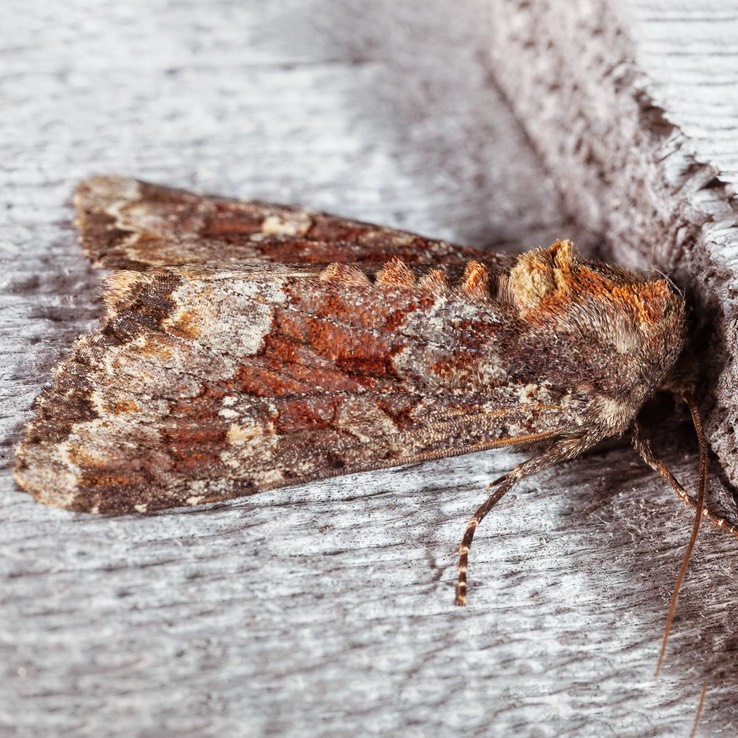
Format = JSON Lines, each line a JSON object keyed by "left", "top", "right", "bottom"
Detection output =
{"left": 455, "top": 436, "right": 590, "bottom": 606}
{"left": 631, "top": 393, "right": 708, "bottom": 674}
{"left": 632, "top": 420, "right": 738, "bottom": 537}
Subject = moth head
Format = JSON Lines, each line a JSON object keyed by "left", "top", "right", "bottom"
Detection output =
{"left": 505, "top": 241, "right": 688, "bottom": 394}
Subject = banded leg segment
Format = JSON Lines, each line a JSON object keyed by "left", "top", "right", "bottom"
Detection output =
{"left": 455, "top": 435, "right": 592, "bottom": 606}
{"left": 633, "top": 418, "right": 738, "bottom": 538}
{"left": 455, "top": 472, "right": 518, "bottom": 607}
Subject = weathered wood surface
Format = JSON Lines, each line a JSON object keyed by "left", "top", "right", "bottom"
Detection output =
{"left": 491, "top": 0, "right": 738, "bottom": 490}
{"left": 2, "top": 1, "right": 738, "bottom": 736}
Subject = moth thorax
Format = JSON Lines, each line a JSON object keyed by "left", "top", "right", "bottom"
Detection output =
{"left": 507, "top": 240, "right": 573, "bottom": 314}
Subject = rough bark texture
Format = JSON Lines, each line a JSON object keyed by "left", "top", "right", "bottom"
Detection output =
{"left": 490, "top": 0, "right": 738, "bottom": 488}
{"left": 3, "top": 1, "right": 738, "bottom": 737}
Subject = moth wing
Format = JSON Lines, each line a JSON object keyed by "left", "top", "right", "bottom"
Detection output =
{"left": 75, "top": 175, "right": 490, "bottom": 270}
{"left": 15, "top": 263, "right": 577, "bottom": 514}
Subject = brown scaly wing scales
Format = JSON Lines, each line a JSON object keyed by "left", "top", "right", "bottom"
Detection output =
{"left": 15, "top": 262, "right": 584, "bottom": 514}
{"left": 74, "top": 175, "right": 497, "bottom": 270}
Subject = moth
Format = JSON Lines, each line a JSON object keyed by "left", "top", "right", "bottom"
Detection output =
{"left": 15, "top": 177, "right": 727, "bottom": 662}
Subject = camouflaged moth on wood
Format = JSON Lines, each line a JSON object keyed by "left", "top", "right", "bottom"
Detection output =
{"left": 15, "top": 176, "right": 733, "bottom": 666}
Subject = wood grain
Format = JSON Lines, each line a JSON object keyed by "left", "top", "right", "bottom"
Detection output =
{"left": 2, "top": 1, "right": 738, "bottom": 736}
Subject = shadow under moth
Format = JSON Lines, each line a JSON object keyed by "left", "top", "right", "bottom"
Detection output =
{"left": 14, "top": 176, "right": 734, "bottom": 669}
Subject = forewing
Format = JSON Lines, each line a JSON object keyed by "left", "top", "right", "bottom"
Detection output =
{"left": 75, "top": 176, "right": 493, "bottom": 270}
{"left": 15, "top": 263, "right": 578, "bottom": 514}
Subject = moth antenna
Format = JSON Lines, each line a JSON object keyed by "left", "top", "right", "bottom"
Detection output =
{"left": 690, "top": 682, "right": 707, "bottom": 738}
{"left": 631, "top": 392, "right": 708, "bottom": 675}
